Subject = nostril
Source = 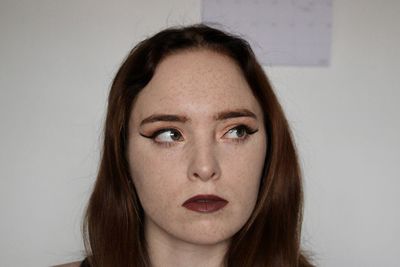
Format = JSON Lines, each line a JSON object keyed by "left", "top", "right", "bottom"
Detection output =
{"left": 192, "top": 171, "right": 217, "bottom": 181}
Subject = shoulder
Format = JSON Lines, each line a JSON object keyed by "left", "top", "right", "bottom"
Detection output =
{"left": 52, "top": 261, "right": 82, "bottom": 267}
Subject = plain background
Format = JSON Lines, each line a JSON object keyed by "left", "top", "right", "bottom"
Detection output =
{"left": 1, "top": 0, "right": 399, "bottom": 266}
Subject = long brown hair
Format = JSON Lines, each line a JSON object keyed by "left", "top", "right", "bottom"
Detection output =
{"left": 83, "top": 23, "right": 314, "bottom": 267}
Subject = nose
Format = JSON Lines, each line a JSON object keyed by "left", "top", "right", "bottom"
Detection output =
{"left": 187, "top": 139, "right": 221, "bottom": 182}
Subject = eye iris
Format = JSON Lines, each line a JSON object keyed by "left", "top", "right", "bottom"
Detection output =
{"left": 169, "top": 130, "right": 180, "bottom": 141}
{"left": 237, "top": 127, "right": 246, "bottom": 137}
{"left": 231, "top": 127, "right": 246, "bottom": 138}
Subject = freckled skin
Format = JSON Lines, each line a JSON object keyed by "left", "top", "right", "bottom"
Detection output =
{"left": 127, "top": 49, "right": 267, "bottom": 262}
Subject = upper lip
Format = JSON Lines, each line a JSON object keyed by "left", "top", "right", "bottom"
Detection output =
{"left": 182, "top": 194, "right": 228, "bottom": 205}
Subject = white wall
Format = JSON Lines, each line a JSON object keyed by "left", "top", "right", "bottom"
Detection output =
{"left": 0, "top": 1, "right": 398, "bottom": 266}
{"left": 268, "top": 1, "right": 400, "bottom": 266}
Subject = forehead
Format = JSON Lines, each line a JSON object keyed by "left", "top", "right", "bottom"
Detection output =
{"left": 131, "top": 49, "right": 262, "bottom": 122}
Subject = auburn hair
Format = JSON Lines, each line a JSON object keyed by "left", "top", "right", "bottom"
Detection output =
{"left": 83, "top": 23, "right": 314, "bottom": 267}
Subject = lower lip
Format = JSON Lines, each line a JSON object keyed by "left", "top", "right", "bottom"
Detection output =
{"left": 183, "top": 200, "right": 228, "bottom": 213}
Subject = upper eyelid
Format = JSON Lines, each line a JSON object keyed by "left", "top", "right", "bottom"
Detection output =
{"left": 139, "top": 108, "right": 258, "bottom": 127}
{"left": 148, "top": 118, "right": 256, "bottom": 130}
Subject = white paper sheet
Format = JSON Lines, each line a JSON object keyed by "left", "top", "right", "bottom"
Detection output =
{"left": 201, "top": 0, "right": 333, "bottom": 66}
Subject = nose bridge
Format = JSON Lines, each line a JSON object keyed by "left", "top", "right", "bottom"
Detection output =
{"left": 187, "top": 129, "right": 221, "bottom": 182}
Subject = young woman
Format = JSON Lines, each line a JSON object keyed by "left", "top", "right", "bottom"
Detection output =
{"left": 57, "top": 23, "right": 314, "bottom": 267}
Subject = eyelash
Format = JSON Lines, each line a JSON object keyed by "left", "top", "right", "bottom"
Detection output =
{"left": 142, "top": 125, "right": 258, "bottom": 148}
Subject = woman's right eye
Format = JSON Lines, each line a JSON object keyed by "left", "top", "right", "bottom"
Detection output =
{"left": 151, "top": 128, "right": 184, "bottom": 146}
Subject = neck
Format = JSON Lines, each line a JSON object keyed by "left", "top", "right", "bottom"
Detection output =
{"left": 145, "top": 218, "right": 230, "bottom": 267}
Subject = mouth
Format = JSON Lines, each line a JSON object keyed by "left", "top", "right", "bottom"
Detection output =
{"left": 182, "top": 194, "right": 228, "bottom": 213}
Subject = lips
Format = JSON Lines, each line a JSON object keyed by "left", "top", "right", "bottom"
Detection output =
{"left": 182, "top": 194, "right": 228, "bottom": 213}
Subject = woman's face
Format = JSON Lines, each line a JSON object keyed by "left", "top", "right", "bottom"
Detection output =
{"left": 127, "top": 49, "right": 267, "bottom": 246}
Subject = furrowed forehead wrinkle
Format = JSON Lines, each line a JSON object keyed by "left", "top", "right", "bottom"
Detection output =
{"left": 139, "top": 108, "right": 258, "bottom": 127}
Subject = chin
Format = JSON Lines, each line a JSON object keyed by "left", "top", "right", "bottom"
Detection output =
{"left": 172, "top": 223, "right": 237, "bottom": 246}
{"left": 180, "top": 233, "right": 231, "bottom": 246}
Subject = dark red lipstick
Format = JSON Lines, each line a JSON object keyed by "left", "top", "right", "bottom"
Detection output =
{"left": 182, "top": 194, "right": 228, "bottom": 213}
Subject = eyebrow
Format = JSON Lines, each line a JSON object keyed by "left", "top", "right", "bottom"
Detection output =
{"left": 139, "top": 108, "right": 258, "bottom": 126}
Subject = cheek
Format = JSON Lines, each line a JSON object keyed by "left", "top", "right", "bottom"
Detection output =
{"left": 128, "top": 143, "right": 184, "bottom": 215}
{"left": 223, "top": 135, "right": 267, "bottom": 214}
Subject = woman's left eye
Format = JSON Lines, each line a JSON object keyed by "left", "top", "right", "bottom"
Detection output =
{"left": 224, "top": 125, "right": 258, "bottom": 143}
